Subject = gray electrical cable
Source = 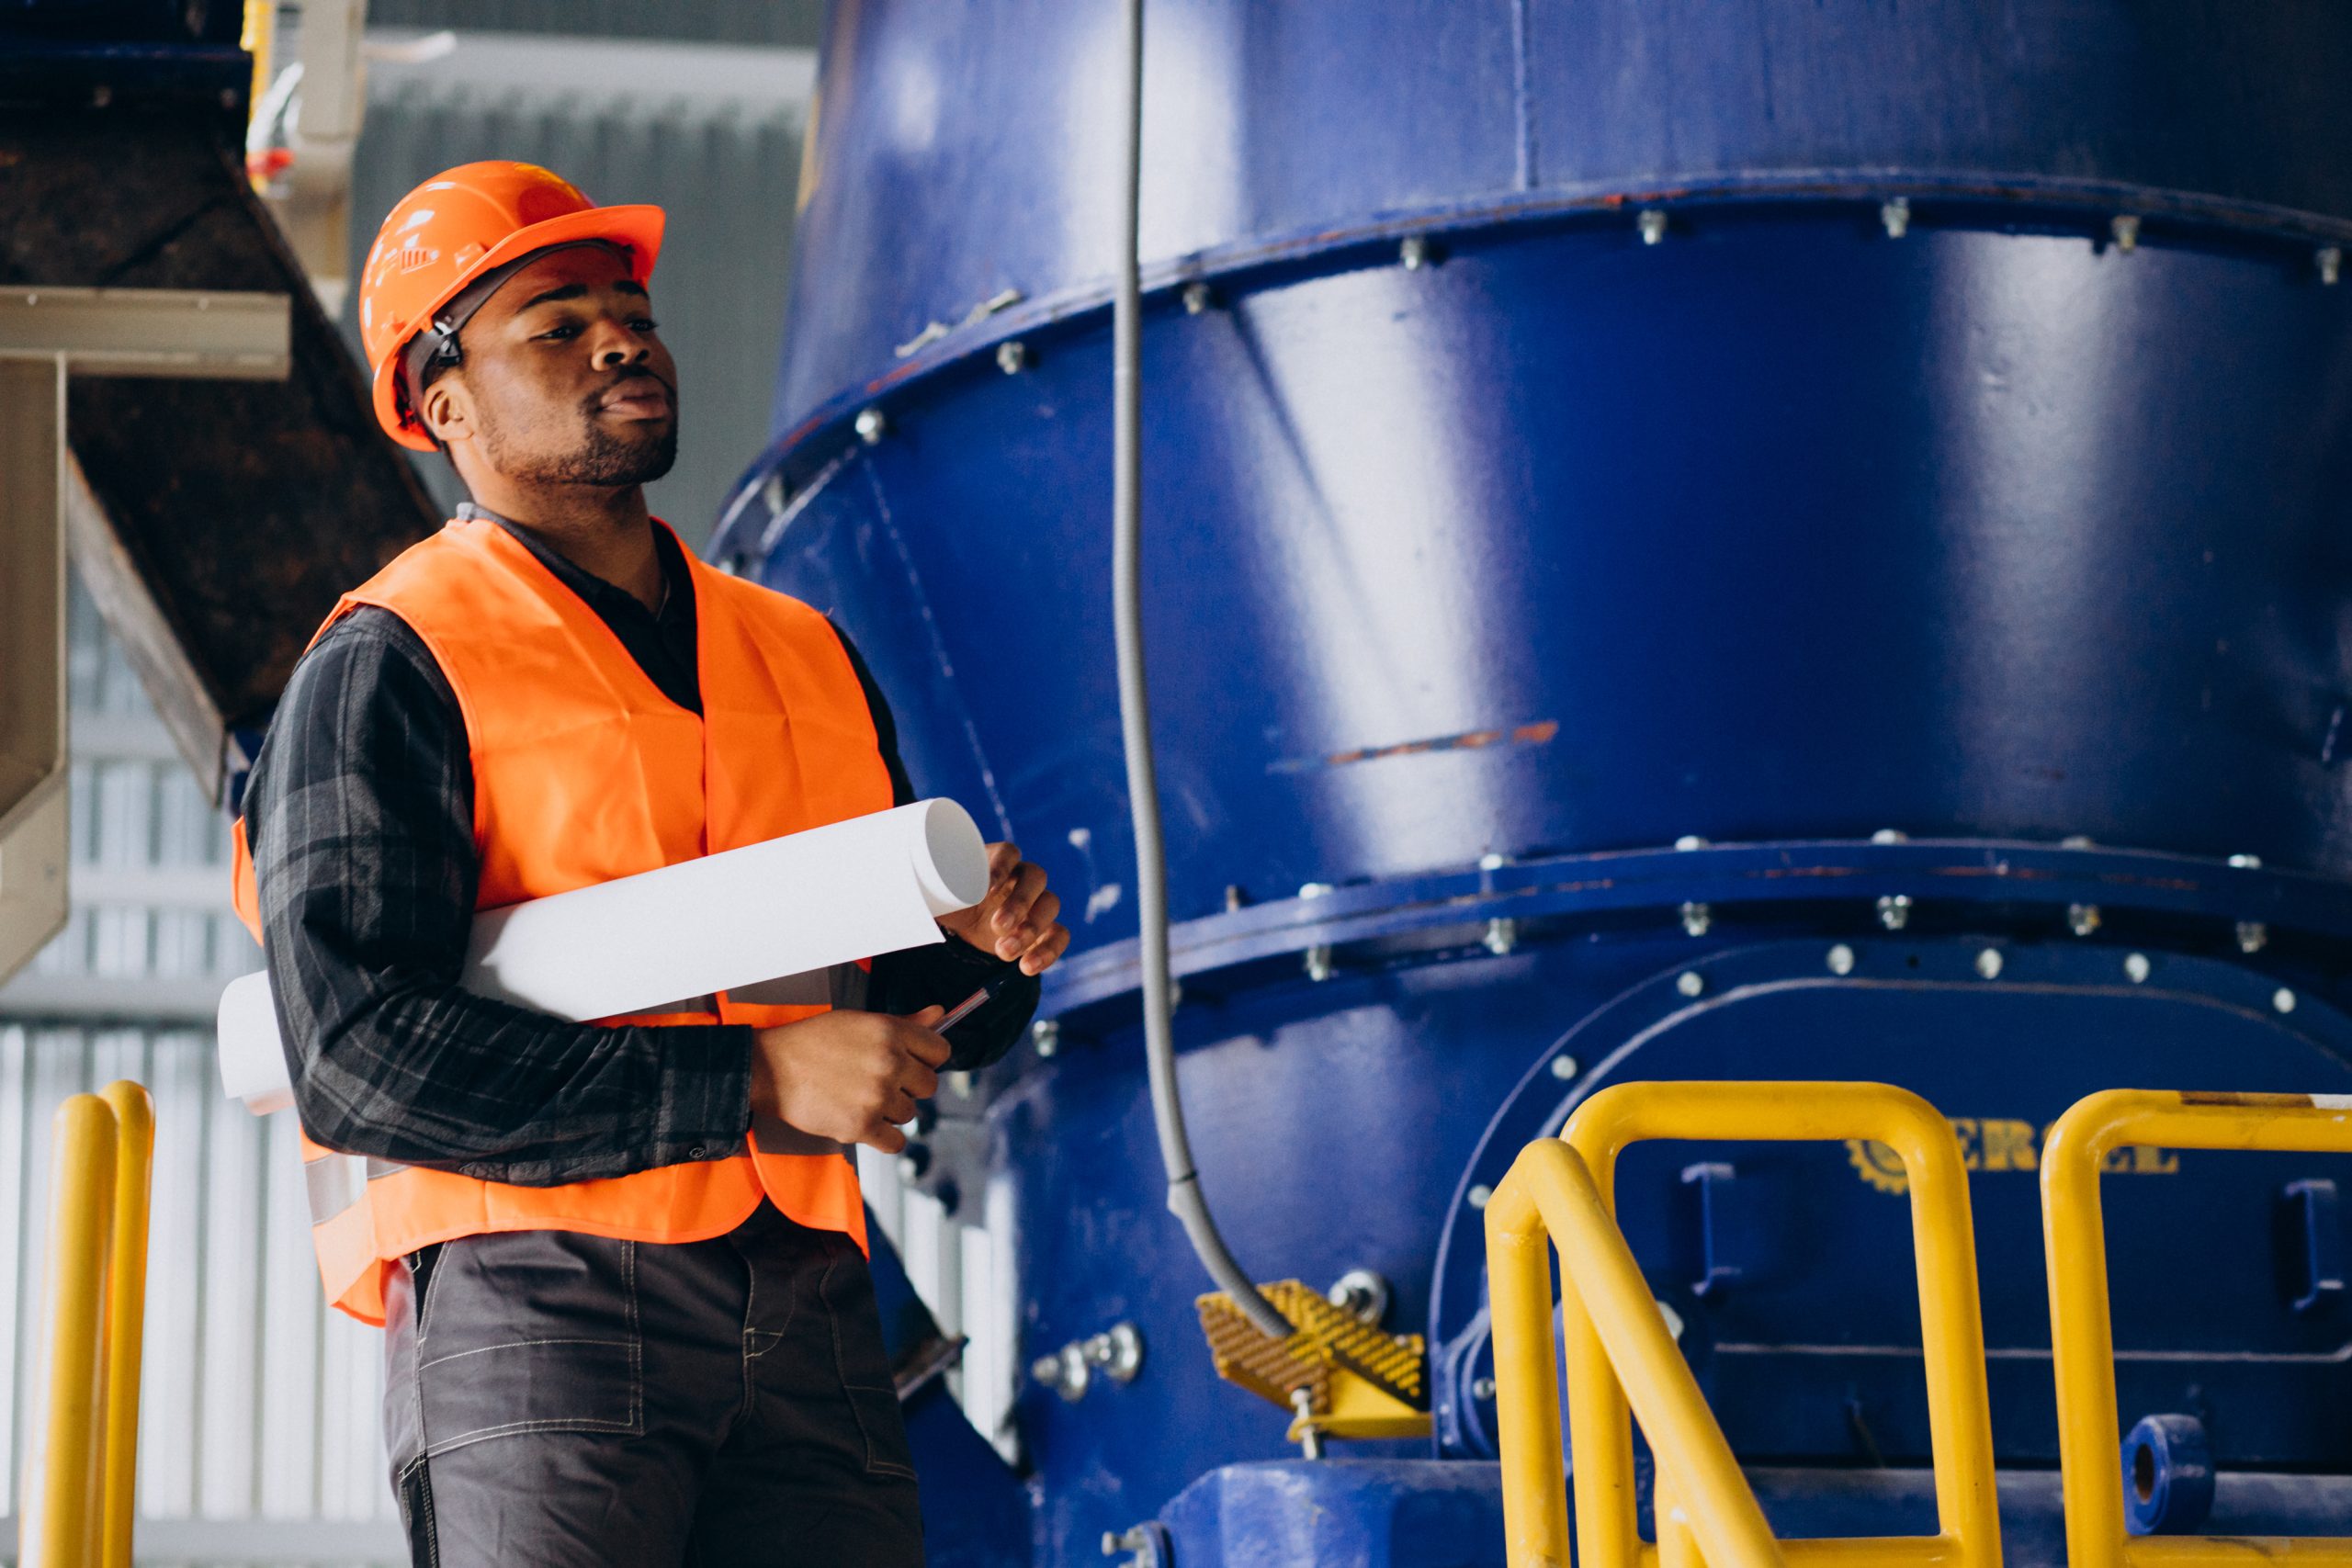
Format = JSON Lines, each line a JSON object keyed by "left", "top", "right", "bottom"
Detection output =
{"left": 1111, "top": 0, "right": 1291, "bottom": 1343}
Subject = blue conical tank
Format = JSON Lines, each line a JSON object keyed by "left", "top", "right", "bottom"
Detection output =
{"left": 717, "top": 7, "right": 2352, "bottom": 1565}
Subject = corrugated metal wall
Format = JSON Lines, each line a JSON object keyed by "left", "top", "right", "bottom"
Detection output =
{"left": 342, "top": 30, "right": 811, "bottom": 549}
{"left": 363, "top": 0, "right": 822, "bottom": 48}
{"left": 0, "top": 585, "right": 401, "bottom": 1565}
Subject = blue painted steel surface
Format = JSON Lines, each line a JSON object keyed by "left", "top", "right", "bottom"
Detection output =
{"left": 741, "top": 4, "right": 2352, "bottom": 1564}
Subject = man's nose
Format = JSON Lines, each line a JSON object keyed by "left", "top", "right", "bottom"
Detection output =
{"left": 591, "top": 324, "right": 650, "bottom": 370}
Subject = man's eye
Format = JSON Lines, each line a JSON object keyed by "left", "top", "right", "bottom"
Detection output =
{"left": 633, "top": 317, "right": 660, "bottom": 333}
{"left": 538, "top": 321, "right": 582, "bottom": 341}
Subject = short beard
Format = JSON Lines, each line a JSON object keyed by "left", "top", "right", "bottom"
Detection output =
{"left": 483, "top": 395, "right": 679, "bottom": 489}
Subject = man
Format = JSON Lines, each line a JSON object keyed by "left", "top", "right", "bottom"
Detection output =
{"left": 232, "top": 161, "right": 1068, "bottom": 1566}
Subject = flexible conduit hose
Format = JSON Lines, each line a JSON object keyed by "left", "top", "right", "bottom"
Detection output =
{"left": 1111, "top": 0, "right": 1292, "bottom": 1342}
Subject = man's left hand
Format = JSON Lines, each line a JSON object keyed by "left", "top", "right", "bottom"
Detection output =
{"left": 937, "top": 841, "right": 1070, "bottom": 976}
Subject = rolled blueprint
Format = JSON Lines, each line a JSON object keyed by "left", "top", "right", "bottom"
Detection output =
{"left": 217, "top": 797, "right": 991, "bottom": 1114}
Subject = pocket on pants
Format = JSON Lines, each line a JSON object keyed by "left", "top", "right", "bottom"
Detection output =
{"left": 413, "top": 1229, "right": 645, "bottom": 1459}
{"left": 819, "top": 1237, "right": 918, "bottom": 1481}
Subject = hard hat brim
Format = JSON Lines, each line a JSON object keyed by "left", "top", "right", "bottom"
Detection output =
{"left": 371, "top": 203, "right": 668, "bottom": 452}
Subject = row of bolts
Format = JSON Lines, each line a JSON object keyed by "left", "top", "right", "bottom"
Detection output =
{"left": 849, "top": 202, "right": 2348, "bottom": 453}
{"left": 1018, "top": 836, "right": 2294, "bottom": 1064}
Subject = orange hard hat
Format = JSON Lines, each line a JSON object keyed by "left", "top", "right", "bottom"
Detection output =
{"left": 357, "top": 161, "right": 665, "bottom": 451}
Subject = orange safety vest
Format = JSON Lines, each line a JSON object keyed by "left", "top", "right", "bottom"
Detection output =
{"left": 231, "top": 516, "right": 893, "bottom": 1325}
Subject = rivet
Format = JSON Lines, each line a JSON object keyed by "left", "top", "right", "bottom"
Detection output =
{"left": 996, "top": 340, "right": 1029, "bottom": 374}
{"left": 1975, "top": 948, "right": 2004, "bottom": 980}
{"left": 2124, "top": 953, "right": 2152, "bottom": 984}
{"left": 2067, "top": 903, "right": 2102, "bottom": 938}
{"left": 1880, "top": 197, "right": 1910, "bottom": 239}
{"left": 1182, "top": 281, "right": 1214, "bottom": 314}
{"left": 2237, "top": 920, "right": 2269, "bottom": 954}
{"left": 1032, "top": 1019, "right": 1061, "bottom": 1058}
{"left": 1471, "top": 1375, "right": 1497, "bottom": 1401}
{"left": 1467, "top": 1183, "right": 1492, "bottom": 1210}
{"left": 1400, "top": 235, "right": 1430, "bottom": 270}
{"left": 1479, "top": 852, "right": 1511, "bottom": 873}
{"left": 1870, "top": 829, "right": 1909, "bottom": 845}
{"left": 2275, "top": 987, "right": 2299, "bottom": 1015}
{"left": 2111, "top": 214, "right": 2141, "bottom": 253}
{"left": 2320, "top": 246, "right": 2343, "bottom": 288}
{"left": 2228, "top": 853, "right": 2264, "bottom": 870}
{"left": 2061, "top": 835, "right": 2098, "bottom": 850}
{"left": 854, "top": 407, "right": 888, "bottom": 445}
{"left": 1826, "top": 943, "right": 1857, "bottom": 976}
{"left": 1877, "top": 894, "right": 1912, "bottom": 931}
{"left": 1550, "top": 1055, "right": 1579, "bottom": 1081}
{"left": 1673, "top": 835, "right": 1708, "bottom": 852}
{"left": 1676, "top": 970, "right": 1704, "bottom": 998}
{"left": 1638, "top": 209, "right": 1668, "bottom": 245}
{"left": 1679, "top": 900, "right": 1712, "bottom": 938}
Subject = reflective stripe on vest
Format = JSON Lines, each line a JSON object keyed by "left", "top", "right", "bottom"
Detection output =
{"left": 234, "top": 518, "right": 894, "bottom": 1325}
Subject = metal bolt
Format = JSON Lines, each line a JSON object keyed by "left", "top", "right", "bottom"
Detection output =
{"left": 1550, "top": 1054, "right": 1579, "bottom": 1081}
{"left": 1676, "top": 970, "right": 1705, "bottom": 998}
{"left": 1679, "top": 900, "right": 1712, "bottom": 938}
{"left": 1328, "top": 1269, "right": 1391, "bottom": 1325}
{"left": 996, "top": 340, "right": 1029, "bottom": 374}
{"left": 1057, "top": 1343, "right": 1092, "bottom": 1401}
{"left": 2276, "top": 987, "right": 2299, "bottom": 1014}
{"left": 1871, "top": 829, "right": 1909, "bottom": 845}
{"left": 1032, "top": 1354, "right": 1065, "bottom": 1391}
{"left": 1976, "top": 948, "right": 2004, "bottom": 980}
{"left": 1467, "top": 1183, "right": 1493, "bottom": 1210}
{"left": 1880, "top": 197, "right": 1911, "bottom": 239}
{"left": 2111, "top": 214, "right": 2141, "bottom": 253}
{"left": 1479, "top": 852, "right": 1510, "bottom": 874}
{"left": 1302, "top": 883, "right": 1335, "bottom": 981}
{"left": 1399, "top": 235, "right": 1430, "bottom": 270}
{"left": 1087, "top": 1323, "right": 1146, "bottom": 1382}
{"left": 1827, "top": 943, "right": 1857, "bottom": 976}
{"left": 1483, "top": 918, "right": 1519, "bottom": 957}
{"left": 1032, "top": 1018, "right": 1061, "bottom": 1058}
{"left": 2124, "top": 952, "right": 2152, "bottom": 984}
{"left": 1877, "top": 894, "right": 1912, "bottom": 931}
{"left": 1103, "top": 1527, "right": 1152, "bottom": 1562}
{"left": 2062, "top": 835, "right": 2098, "bottom": 850}
{"left": 1471, "top": 1375, "right": 1497, "bottom": 1402}
{"left": 1638, "top": 209, "right": 1668, "bottom": 246}
{"left": 2321, "top": 246, "right": 2343, "bottom": 288}
{"left": 1182, "top": 281, "right": 1214, "bottom": 314}
{"left": 2237, "top": 920, "right": 2269, "bottom": 954}
{"left": 1293, "top": 1387, "right": 1325, "bottom": 1460}
{"left": 2067, "top": 903, "right": 2102, "bottom": 938}
{"left": 1674, "top": 835, "right": 1709, "bottom": 852}
{"left": 2229, "top": 853, "right": 2264, "bottom": 870}
{"left": 854, "top": 406, "right": 888, "bottom": 445}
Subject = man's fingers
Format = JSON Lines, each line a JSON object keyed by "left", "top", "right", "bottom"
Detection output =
{"left": 906, "top": 1005, "right": 946, "bottom": 1028}
{"left": 904, "top": 1059, "right": 940, "bottom": 1102}
{"left": 864, "top": 1120, "right": 909, "bottom": 1156}
{"left": 985, "top": 841, "right": 1023, "bottom": 893}
{"left": 899, "top": 1020, "right": 953, "bottom": 1069}
{"left": 988, "top": 864, "right": 1044, "bottom": 940}
{"left": 1019, "top": 922, "right": 1072, "bottom": 976}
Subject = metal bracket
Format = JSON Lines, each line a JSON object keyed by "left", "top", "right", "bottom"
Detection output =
{"left": 0, "top": 288, "right": 290, "bottom": 378}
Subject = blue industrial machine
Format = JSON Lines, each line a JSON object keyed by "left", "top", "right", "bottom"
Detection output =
{"left": 714, "top": 3, "right": 2352, "bottom": 1564}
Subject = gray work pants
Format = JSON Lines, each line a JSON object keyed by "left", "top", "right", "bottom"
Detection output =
{"left": 382, "top": 1201, "right": 923, "bottom": 1567}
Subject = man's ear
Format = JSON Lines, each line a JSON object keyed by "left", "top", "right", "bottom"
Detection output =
{"left": 421, "top": 374, "right": 475, "bottom": 446}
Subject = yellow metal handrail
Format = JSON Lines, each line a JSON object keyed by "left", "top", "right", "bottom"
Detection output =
{"left": 1487, "top": 1137, "right": 1785, "bottom": 1568}
{"left": 2043, "top": 1089, "right": 2352, "bottom": 1568}
{"left": 1560, "top": 1082, "right": 2003, "bottom": 1568}
{"left": 19, "top": 1082, "right": 154, "bottom": 1568}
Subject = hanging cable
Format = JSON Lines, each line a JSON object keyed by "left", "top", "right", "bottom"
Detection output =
{"left": 1110, "top": 0, "right": 1291, "bottom": 1342}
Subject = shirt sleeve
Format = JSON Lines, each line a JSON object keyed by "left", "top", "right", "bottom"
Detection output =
{"left": 241, "top": 606, "right": 755, "bottom": 1186}
{"left": 827, "top": 618, "right": 1041, "bottom": 1071}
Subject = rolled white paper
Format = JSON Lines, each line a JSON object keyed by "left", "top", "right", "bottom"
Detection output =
{"left": 217, "top": 798, "right": 991, "bottom": 1113}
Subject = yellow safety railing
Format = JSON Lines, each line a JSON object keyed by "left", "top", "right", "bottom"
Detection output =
{"left": 1487, "top": 1081, "right": 2004, "bottom": 1568}
{"left": 1487, "top": 1136, "right": 1785, "bottom": 1568}
{"left": 19, "top": 1082, "right": 154, "bottom": 1568}
{"left": 2042, "top": 1089, "right": 2352, "bottom": 1568}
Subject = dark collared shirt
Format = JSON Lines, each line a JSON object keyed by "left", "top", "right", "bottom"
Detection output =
{"left": 241, "top": 505, "right": 1035, "bottom": 1186}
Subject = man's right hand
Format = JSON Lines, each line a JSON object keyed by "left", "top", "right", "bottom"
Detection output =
{"left": 750, "top": 1006, "right": 949, "bottom": 1154}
